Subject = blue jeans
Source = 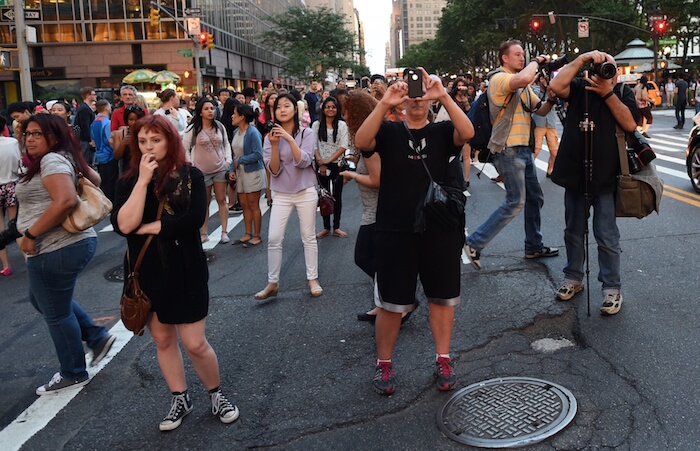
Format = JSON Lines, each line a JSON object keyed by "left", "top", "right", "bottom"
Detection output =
{"left": 563, "top": 190, "right": 620, "bottom": 292}
{"left": 467, "top": 146, "right": 544, "bottom": 253}
{"left": 26, "top": 237, "right": 108, "bottom": 380}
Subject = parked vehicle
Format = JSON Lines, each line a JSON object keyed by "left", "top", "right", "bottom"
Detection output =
{"left": 624, "top": 80, "right": 662, "bottom": 107}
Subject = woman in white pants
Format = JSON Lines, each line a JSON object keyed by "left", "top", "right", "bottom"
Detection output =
{"left": 255, "top": 93, "right": 322, "bottom": 299}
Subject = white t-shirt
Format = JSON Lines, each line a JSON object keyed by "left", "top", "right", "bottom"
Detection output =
{"left": 0, "top": 136, "right": 21, "bottom": 185}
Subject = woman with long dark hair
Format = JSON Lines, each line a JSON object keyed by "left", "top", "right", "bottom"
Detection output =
{"left": 448, "top": 77, "right": 473, "bottom": 187}
{"left": 230, "top": 104, "right": 266, "bottom": 246}
{"left": 183, "top": 98, "right": 232, "bottom": 244}
{"left": 256, "top": 91, "right": 278, "bottom": 136}
{"left": 255, "top": 93, "right": 321, "bottom": 299}
{"left": 16, "top": 114, "right": 115, "bottom": 395}
{"left": 112, "top": 115, "right": 239, "bottom": 431}
{"left": 112, "top": 104, "right": 146, "bottom": 175}
{"left": 312, "top": 96, "right": 349, "bottom": 238}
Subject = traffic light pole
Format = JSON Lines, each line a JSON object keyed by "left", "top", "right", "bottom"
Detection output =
{"left": 150, "top": 1, "right": 203, "bottom": 96}
{"left": 14, "top": 0, "right": 33, "bottom": 101}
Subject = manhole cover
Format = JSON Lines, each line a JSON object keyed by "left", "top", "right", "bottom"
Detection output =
{"left": 105, "top": 265, "right": 124, "bottom": 283}
{"left": 437, "top": 377, "right": 577, "bottom": 448}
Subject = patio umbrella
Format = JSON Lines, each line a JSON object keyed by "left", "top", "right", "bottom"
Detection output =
{"left": 151, "top": 70, "right": 181, "bottom": 84}
{"left": 122, "top": 69, "right": 157, "bottom": 84}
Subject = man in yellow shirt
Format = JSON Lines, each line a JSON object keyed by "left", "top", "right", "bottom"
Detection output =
{"left": 465, "top": 39, "right": 559, "bottom": 270}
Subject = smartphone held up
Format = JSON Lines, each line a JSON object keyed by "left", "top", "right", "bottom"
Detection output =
{"left": 406, "top": 68, "right": 423, "bottom": 98}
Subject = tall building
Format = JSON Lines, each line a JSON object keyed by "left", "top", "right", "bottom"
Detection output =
{"left": 0, "top": 0, "right": 303, "bottom": 107}
{"left": 390, "top": 0, "right": 446, "bottom": 65}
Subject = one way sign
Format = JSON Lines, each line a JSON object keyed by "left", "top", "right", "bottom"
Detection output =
{"left": 0, "top": 8, "right": 42, "bottom": 21}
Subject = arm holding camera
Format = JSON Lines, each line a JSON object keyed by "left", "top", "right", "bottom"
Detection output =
{"left": 550, "top": 51, "right": 636, "bottom": 132}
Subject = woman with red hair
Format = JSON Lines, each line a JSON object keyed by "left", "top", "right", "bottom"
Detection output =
{"left": 112, "top": 115, "right": 239, "bottom": 431}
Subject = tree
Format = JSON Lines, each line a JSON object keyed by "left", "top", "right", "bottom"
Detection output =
{"left": 262, "top": 7, "right": 358, "bottom": 81}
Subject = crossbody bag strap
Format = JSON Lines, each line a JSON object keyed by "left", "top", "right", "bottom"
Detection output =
{"left": 128, "top": 199, "right": 165, "bottom": 277}
{"left": 402, "top": 121, "right": 434, "bottom": 182}
{"left": 615, "top": 125, "right": 630, "bottom": 176}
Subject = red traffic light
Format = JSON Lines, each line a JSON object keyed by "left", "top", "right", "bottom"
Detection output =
{"left": 530, "top": 18, "right": 542, "bottom": 33}
{"left": 653, "top": 20, "right": 667, "bottom": 36}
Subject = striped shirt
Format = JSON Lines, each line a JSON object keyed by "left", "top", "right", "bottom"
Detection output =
{"left": 489, "top": 70, "right": 539, "bottom": 147}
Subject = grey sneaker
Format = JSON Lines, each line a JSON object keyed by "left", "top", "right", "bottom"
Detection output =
{"left": 464, "top": 244, "right": 482, "bottom": 270}
{"left": 525, "top": 246, "right": 559, "bottom": 259}
{"left": 35, "top": 372, "right": 89, "bottom": 396}
{"left": 159, "top": 392, "right": 193, "bottom": 431}
{"left": 372, "top": 362, "right": 397, "bottom": 395}
{"left": 600, "top": 293, "right": 623, "bottom": 315}
{"left": 90, "top": 334, "right": 116, "bottom": 367}
{"left": 434, "top": 357, "right": 457, "bottom": 391}
{"left": 210, "top": 389, "right": 240, "bottom": 424}
{"left": 556, "top": 281, "right": 584, "bottom": 301}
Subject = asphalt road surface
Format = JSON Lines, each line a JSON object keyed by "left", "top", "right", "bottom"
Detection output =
{"left": 1, "top": 108, "right": 698, "bottom": 450}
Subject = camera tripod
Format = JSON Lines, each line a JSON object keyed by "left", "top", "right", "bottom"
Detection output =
{"left": 579, "top": 90, "right": 594, "bottom": 317}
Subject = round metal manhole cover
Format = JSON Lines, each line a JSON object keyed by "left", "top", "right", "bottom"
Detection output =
{"left": 437, "top": 377, "right": 577, "bottom": 448}
{"left": 105, "top": 264, "right": 124, "bottom": 283}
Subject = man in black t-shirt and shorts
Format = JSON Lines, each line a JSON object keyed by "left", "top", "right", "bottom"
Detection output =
{"left": 355, "top": 67, "right": 474, "bottom": 395}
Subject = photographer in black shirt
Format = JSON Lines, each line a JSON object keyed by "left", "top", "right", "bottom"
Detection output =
{"left": 549, "top": 51, "right": 640, "bottom": 316}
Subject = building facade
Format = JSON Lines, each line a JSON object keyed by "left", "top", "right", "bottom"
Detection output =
{"left": 0, "top": 0, "right": 303, "bottom": 106}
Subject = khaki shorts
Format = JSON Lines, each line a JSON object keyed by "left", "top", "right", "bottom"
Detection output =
{"left": 203, "top": 169, "right": 228, "bottom": 187}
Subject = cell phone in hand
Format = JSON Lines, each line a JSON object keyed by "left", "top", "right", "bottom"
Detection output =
{"left": 407, "top": 69, "right": 423, "bottom": 98}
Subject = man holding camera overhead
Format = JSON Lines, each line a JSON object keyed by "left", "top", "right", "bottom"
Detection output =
{"left": 549, "top": 51, "right": 640, "bottom": 315}
{"left": 464, "top": 39, "right": 559, "bottom": 271}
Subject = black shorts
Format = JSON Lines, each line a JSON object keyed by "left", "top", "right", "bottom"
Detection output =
{"left": 637, "top": 106, "right": 653, "bottom": 125}
{"left": 374, "top": 230, "right": 462, "bottom": 312}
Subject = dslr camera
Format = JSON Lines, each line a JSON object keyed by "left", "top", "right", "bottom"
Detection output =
{"left": 538, "top": 56, "right": 569, "bottom": 80}
{"left": 590, "top": 61, "right": 617, "bottom": 80}
{"left": 0, "top": 219, "right": 22, "bottom": 251}
{"left": 264, "top": 121, "right": 276, "bottom": 133}
{"left": 625, "top": 131, "right": 656, "bottom": 173}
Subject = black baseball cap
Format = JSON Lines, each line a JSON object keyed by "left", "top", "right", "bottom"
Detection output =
{"left": 370, "top": 74, "right": 386, "bottom": 83}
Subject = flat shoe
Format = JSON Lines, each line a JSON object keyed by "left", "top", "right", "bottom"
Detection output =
{"left": 200, "top": 233, "right": 209, "bottom": 243}
{"left": 0, "top": 267, "right": 12, "bottom": 276}
{"left": 255, "top": 285, "right": 279, "bottom": 300}
{"left": 232, "top": 233, "right": 252, "bottom": 246}
{"left": 333, "top": 229, "right": 348, "bottom": 238}
{"left": 243, "top": 236, "right": 262, "bottom": 248}
{"left": 316, "top": 230, "right": 330, "bottom": 239}
{"left": 220, "top": 233, "right": 230, "bottom": 244}
{"left": 357, "top": 312, "right": 377, "bottom": 323}
{"left": 310, "top": 284, "right": 323, "bottom": 297}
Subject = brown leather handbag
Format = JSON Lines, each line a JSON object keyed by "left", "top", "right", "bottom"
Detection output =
{"left": 120, "top": 201, "right": 164, "bottom": 336}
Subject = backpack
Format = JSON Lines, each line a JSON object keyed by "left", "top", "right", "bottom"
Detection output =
{"left": 467, "top": 92, "right": 491, "bottom": 155}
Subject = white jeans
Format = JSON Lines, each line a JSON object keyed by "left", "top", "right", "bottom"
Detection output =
{"left": 266, "top": 186, "right": 319, "bottom": 283}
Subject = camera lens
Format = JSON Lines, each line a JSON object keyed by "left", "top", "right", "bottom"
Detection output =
{"left": 592, "top": 62, "right": 617, "bottom": 80}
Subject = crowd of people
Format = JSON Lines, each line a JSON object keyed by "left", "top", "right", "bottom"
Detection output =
{"left": 2, "top": 41, "right": 696, "bottom": 431}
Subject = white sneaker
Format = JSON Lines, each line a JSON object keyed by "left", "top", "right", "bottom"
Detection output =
{"left": 555, "top": 281, "right": 583, "bottom": 301}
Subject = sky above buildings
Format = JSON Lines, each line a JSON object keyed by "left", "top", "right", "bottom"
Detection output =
{"left": 354, "top": 0, "right": 391, "bottom": 75}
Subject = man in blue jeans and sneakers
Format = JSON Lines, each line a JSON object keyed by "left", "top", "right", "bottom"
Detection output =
{"left": 464, "top": 39, "right": 558, "bottom": 270}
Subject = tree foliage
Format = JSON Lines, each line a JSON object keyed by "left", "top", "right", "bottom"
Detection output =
{"left": 397, "top": 0, "right": 693, "bottom": 76}
{"left": 261, "top": 6, "right": 358, "bottom": 81}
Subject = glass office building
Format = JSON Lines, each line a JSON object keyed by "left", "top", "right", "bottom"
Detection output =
{"left": 0, "top": 0, "right": 301, "bottom": 105}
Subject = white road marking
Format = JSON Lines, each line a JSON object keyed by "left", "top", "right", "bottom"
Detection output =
{"left": 0, "top": 322, "right": 133, "bottom": 451}
{"left": 201, "top": 194, "right": 272, "bottom": 250}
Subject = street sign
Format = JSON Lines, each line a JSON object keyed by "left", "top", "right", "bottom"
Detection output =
{"left": 24, "top": 9, "right": 39, "bottom": 20}
{"left": 658, "top": 38, "right": 678, "bottom": 46}
{"left": 578, "top": 19, "right": 589, "bottom": 38}
{"left": 187, "top": 17, "right": 200, "bottom": 37}
{"left": 179, "top": 49, "right": 193, "bottom": 58}
{"left": 0, "top": 8, "right": 40, "bottom": 21}
{"left": 185, "top": 7, "right": 201, "bottom": 15}
{"left": 1, "top": 8, "right": 13, "bottom": 21}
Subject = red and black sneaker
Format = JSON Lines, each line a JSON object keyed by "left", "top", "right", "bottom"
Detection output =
{"left": 434, "top": 356, "right": 457, "bottom": 391}
{"left": 372, "top": 362, "right": 397, "bottom": 395}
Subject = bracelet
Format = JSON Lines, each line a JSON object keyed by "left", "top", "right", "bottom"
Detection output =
{"left": 24, "top": 229, "right": 37, "bottom": 240}
{"left": 602, "top": 91, "right": 614, "bottom": 101}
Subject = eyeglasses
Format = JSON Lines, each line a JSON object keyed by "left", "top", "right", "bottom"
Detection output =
{"left": 324, "top": 105, "right": 337, "bottom": 110}
{"left": 23, "top": 131, "right": 46, "bottom": 139}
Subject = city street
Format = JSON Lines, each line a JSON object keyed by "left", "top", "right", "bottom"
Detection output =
{"left": 0, "top": 108, "right": 699, "bottom": 450}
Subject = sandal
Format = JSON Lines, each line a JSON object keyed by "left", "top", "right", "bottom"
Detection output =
{"left": 316, "top": 229, "right": 330, "bottom": 239}
{"left": 309, "top": 280, "right": 323, "bottom": 297}
{"left": 200, "top": 233, "right": 209, "bottom": 243}
{"left": 232, "top": 233, "right": 252, "bottom": 246}
{"left": 243, "top": 236, "right": 262, "bottom": 247}
{"left": 332, "top": 229, "right": 348, "bottom": 238}
{"left": 255, "top": 283, "right": 279, "bottom": 300}
{"left": 220, "top": 232, "right": 230, "bottom": 244}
